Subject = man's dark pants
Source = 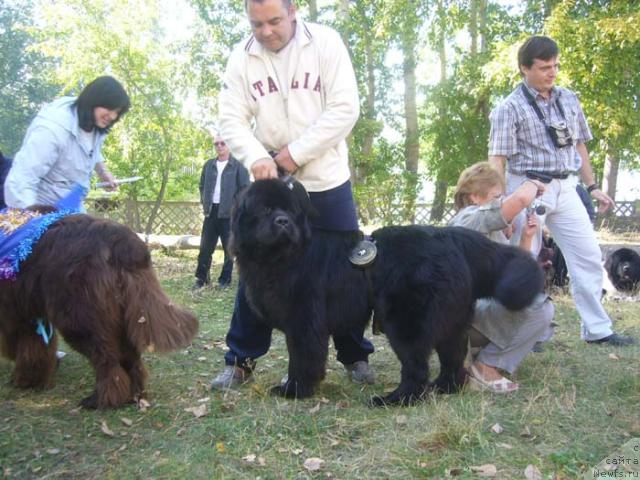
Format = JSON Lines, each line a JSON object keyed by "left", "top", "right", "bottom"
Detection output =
{"left": 195, "top": 204, "right": 233, "bottom": 286}
{"left": 223, "top": 180, "right": 374, "bottom": 368}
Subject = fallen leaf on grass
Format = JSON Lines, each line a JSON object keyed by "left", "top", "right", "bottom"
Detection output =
{"left": 520, "top": 426, "right": 533, "bottom": 438}
{"left": 496, "top": 443, "right": 513, "bottom": 450}
{"left": 215, "top": 442, "right": 225, "bottom": 453}
{"left": 100, "top": 421, "right": 115, "bottom": 437}
{"left": 490, "top": 423, "right": 503, "bottom": 434}
{"left": 197, "top": 397, "right": 210, "bottom": 403}
{"left": 470, "top": 464, "right": 497, "bottom": 477}
{"left": 120, "top": 418, "right": 133, "bottom": 427}
{"left": 395, "top": 415, "right": 408, "bottom": 425}
{"left": 46, "top": 448, "right": 60, "bottom": 455}
{"left": 320, "top": 397, "right": 330, "bottom": 404}
{"left": 309, "top": 403, "right": 320, "bottom": 414}
{"left": 118, "top": 444, "right": 126, "bottom": 452}
{"left": 137, "top": 398, "right": 151, "bottom": 412}
{"left": 524, "top": 464, "right": 542, "bottom": 479}
{"left": 243, "top": 453, "right": 256, "bottom": 463}
{"left": 291, "top": 448, "right": 303, "bottom": 455}
{"left": 303, "top": 457, "right": 325, "bottom": 471}
{"left": 258, "top": 456, "right": 266, "bottom": 466}
{"left": 184, "top": 404, "right": 208, "bottom": 418}
{"left": 609, "top": 353, "right": 620, "bottom": 360}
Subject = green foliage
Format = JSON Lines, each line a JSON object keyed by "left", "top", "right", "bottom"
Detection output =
{"left": 353, "top": 138, "right": 421, "bottom": 225}
{"left": 546, "top": 0, "right": 640, "bottom": 170}
{"left": 30, "top": 0, "right": 210, "bottom": 205}
{"left": 0, "top": 0, "right": 59, "bottom": 155}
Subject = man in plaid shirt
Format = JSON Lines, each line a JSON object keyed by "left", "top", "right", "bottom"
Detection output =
{"left": 488, "top": 35, "right": 633, "bottom": 346}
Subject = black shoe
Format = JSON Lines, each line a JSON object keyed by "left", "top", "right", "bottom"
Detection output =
{"left": 531, "top": 341, "right": 545, "bottom": 353}
{"left": 586, "top": 333, "right": 635, "bottom": 346}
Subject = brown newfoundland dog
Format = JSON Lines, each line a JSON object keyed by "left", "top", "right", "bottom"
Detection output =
{"left": 0, "top": 214, "right": 198, "bottom": 409}
{"left": 231, "top": 179, "right": 543, "bottom": 406}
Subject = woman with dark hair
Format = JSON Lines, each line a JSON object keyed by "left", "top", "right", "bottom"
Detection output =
{"left": 5, "top": 76, "right": 130, "bottom": 208}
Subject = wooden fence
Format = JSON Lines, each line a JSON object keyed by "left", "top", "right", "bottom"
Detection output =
{"left": 85, "top": 198, "right": 639, "bottom": 235}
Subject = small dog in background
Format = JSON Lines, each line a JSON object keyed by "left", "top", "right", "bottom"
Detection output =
{"left": 604, "top": 247, "right": 640, "bottom": 292}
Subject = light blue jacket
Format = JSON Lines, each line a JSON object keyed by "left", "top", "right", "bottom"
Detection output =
{"left": 5, "top": 97, "right": 107, "bottom": 208}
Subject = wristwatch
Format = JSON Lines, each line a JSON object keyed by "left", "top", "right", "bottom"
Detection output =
{"left": 587, "top": 183, "right": 599, "bottom": 193}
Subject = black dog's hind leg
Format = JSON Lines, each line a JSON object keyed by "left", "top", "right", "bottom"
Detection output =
{"left": 432, "top": 330, "right": 469, "bottom": 394}
{"left": 271, "top": 321, "right": 329, "bottom": 399}
{"left": 371, "top": 321, "right": 432, "bottom": 407}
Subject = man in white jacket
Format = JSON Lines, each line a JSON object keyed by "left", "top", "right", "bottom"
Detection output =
{"left": 211, "top": 0, "right": 375, "bottom": 390}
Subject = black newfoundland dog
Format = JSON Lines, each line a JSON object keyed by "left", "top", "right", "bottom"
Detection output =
{"left": 231, "top": 179, "right": 543, "bottom": 406}
{"left": 605, "top": 247, "right": 640, "bottom": 292}
{"left": 0, "top": 214, "right": 198, "bottom": 409}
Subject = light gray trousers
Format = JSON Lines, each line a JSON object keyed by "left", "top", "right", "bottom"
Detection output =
{"left": 470, "top": 293, "right": 554, "bottom": 374}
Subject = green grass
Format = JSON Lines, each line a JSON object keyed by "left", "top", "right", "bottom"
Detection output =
{"left": 1, "top": 248, "right": 639, "bottom": 479}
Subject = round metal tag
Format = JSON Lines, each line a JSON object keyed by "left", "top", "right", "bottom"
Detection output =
{"left": 349, "top": 240, "right": 377, "bottom": 267}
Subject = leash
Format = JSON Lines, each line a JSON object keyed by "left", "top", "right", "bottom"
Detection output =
{"left": 349, "top": 236, "right": 383, "bottom": 335}
{"left": 34, "top": 317, "right": 54, "bottom": 345}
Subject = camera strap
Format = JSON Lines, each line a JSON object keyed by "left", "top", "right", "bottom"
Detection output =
{"left": 520, "top": 83, "right": 567, "bottom": 124}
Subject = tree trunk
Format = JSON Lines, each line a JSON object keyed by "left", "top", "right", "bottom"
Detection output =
{"left": 470, "top": 0, "right": 478, "bottom": 56}
{"left": 430, "top": 0, "right": 448, "bottom": 223}
{"left": 602, "top": 147, "right": 619, "bottom": 202}
{"left": 402, "top": 1, "right": 420, "bottom": 223}
{"left": 307, "top": 0, "right": 318, "bottom": 22}
{"left": 430, "top": 177, "right": 448, "bottom": 224}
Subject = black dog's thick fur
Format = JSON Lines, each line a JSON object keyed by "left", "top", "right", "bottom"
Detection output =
{"left": 232, "top": 180, "right": 544, "bottom": 405}
{"left": 605, "top": 247, "right": 640, "bottom": 292}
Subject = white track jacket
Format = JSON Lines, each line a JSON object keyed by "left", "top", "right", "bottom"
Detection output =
{"left": 219, "top": 20, "right": 360, "bottom": 192}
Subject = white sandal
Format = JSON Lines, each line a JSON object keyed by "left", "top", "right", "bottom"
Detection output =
{"left": 468, "top": 364, "right": 519, "bottom": 393}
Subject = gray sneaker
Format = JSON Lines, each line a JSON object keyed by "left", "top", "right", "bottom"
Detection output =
{"left": 344, "top": 361, "right": 375, "bottom": 385}
{"left": 210, "top": 365, "right": 254, "bottom": 390}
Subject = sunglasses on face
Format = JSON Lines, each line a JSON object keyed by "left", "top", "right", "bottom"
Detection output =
{"left": 214, "top": 141, "right": 226, "bottom": 147}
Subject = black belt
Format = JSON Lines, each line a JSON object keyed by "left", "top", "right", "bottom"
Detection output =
{"left": 523, "top": 170, "right": 572, "bottom": 183}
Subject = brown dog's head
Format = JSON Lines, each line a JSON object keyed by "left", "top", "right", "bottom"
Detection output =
{"left": 230, "top": 178, "right": 315, "bottom": 265}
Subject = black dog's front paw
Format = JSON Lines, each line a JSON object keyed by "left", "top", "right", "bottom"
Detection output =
{"left": 270, "top": 379, "right": 314, "bottom": 399}
{"left": 369, "top": 387, "right": 428, "bottom": 407}
{"left": 432, "top": 369, "right": 468, "bottom": 394}
{"left": 79, "top": 391, "right": 99, "bottom": 409}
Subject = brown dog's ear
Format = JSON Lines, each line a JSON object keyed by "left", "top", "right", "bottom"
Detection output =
{"left": 280, "top": 176, "right": 318, "bottom": 219}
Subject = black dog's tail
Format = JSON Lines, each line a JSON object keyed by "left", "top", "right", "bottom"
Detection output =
{"left": 450, "top": 227, "right": 544, "bottom": 311}
{"left": 492, "top": 252, "right": 544, "bottom": 311}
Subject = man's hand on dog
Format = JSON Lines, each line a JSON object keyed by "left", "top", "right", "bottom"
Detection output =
{"left": 252, "top": 147, "right": 299, "bottom": 180}
{"left": 252, "top": 158, "right": 279, "bottom": 179}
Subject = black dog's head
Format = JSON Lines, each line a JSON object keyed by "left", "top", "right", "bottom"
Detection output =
{"left": 605, "top": 247, "right": 640, "bottom": 292}
{"left": 230, "top": 178, "right": 315, "bottom": 265}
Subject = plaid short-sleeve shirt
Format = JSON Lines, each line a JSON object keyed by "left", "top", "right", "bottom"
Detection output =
{"left": 488, "top": 82, "right": 593, "bottom": 174}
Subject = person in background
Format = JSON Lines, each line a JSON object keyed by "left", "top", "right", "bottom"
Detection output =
{"left": 488, "top": 35, "right": 633, "bottom": 346}
{"left": 5, "top": 76, "right": 130, "bottom": 209}
{"left": 193, "top": 135, "right": 250, "bottom": 290}
{"left": 450, "top": 162, "right": 554, "bottom": 393}
{"left": 0, "top": 151, "right": 12, "bottom": 209}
